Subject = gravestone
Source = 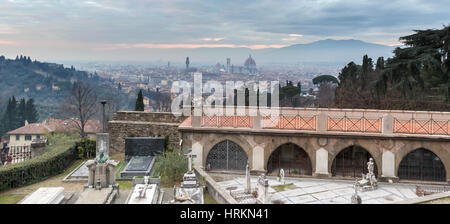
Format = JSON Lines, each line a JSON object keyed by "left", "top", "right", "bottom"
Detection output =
{"left": 119, "top": 156, "right": 155, "bottom": 179}
{"left": 20, "top": 187, "right": 65, "bottom": 204}
{"left": 245, "top": 161, "right": 251, "bottom": 194}
{"left": 125, "top": 137, "right": 165, "bottom": 161}
{"left": 256, "top": 174, "right": 269, "bottom": 204}
{"left": 126, "top": 176, "right": 161, "bottom": 204}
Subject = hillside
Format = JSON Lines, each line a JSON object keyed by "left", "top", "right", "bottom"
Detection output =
{"left": 0, "top": 55, "right": 133, "bottom": 121}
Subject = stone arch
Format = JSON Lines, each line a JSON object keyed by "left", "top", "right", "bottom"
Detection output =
{"left": 263, "top": 139, "right": 315, "bottom": 173}
{"left": 266, "top": 143, "right": 313, "bottom": 176}
{"left": 397, "top": 146, "right": 448, "bottom": 182}
{"left": 202, "top": 134, "right": 253, "bottom": 170}
{"left": 330, "top": 143, "right": 381, "bottom": 178}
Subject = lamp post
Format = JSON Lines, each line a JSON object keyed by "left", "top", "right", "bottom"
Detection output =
{"left": 100, "top": 100, "right": 107, "bottom": 133}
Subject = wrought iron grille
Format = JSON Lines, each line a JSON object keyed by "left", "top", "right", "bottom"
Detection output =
{"left": 206, "top": 140, "right": 247, "bottom": 171}
{"left": 267, "top": 143, "right": 312, "bottom": 176}
{"left": 398, "top": 148, "right": 446, "bottom": 182}
{"left": 331, "top": 145, "right": 378, "bottom": 178}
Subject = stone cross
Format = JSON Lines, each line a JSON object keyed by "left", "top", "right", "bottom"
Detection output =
{"left": 185, "top": 152, "right": 197, "bottom": 172}
{"left": 245, "top": 161, "right": 251, "bottom": 194}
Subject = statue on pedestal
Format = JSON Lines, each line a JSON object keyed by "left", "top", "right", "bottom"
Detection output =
{"left": 85, "top": 134, "right": 118, "bottom": 190}
{"left": 356, "top": 158, "right": 378, "bottom": 191}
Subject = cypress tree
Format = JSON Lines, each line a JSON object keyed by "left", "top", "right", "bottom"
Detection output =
{"left": 25, "top": 98, "right": 39, "bottom": 123}
{"left": 18, "top": 98, "right": 27, "bottom": 125}
{"left": 135, "top": 89, "right": 145, "bottom": 111}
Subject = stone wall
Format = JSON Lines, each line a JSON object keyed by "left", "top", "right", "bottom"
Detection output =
{"left": 108, "top": 111, "right": 187, "bottom": 153}
{"left": 30, "top": 141, "right": 47, "bottom": 158}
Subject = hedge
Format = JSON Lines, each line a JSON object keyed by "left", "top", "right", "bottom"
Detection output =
{"left": 0, "top": 133, "right": 85, "bottom": 191}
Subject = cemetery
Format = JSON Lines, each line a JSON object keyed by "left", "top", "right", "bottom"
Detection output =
{"left": 0, "top": 110, "right": 449, "bottom": 204}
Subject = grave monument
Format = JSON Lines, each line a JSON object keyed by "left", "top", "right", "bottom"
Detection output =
{"left": 172, "top": 151, "right": 203, "bottom": 204}
{"left": 256, "top": 174, "right": 269, "bottom": 204}
{"left": 356, "top": 158, "right": 378, "bottom": 191}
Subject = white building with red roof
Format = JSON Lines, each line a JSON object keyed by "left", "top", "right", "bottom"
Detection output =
{"left": 7, "top": 118, "right": 102, "bottom": 146}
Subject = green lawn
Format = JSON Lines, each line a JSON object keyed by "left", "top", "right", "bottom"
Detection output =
{"left": 204, "top": 190, "right": 218, "bottom": 204}
{"left": 0, "top": 193, "right": 27, "bottom": 204}
{"left": 272, "top": 183, "right": 296, "bottom": 192}
{"left": 117, "top": 180, "right": 133, "bottom": 190}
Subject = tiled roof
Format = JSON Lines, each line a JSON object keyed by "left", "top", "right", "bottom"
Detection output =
{"left": 7, "top": 123, "right": 52, "bottom": 135}
{"left": 7, "top": 118, "right": 102, "bottom": 135}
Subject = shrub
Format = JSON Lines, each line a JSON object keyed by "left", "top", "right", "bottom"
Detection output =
{"left": 74, "top": 137, "right": 96, "bottom": 159}
{"left": 153, "top": 149, "right": 188, "bottom": 187}
{"left": 0, "top": 132, "right": 80, "bottom": 191}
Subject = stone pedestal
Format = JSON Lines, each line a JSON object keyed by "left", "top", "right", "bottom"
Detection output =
{"left": 85, "top": 160, "right": 118, "bottom": 189}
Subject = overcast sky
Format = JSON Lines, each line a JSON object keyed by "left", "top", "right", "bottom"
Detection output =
{"left": 0, "top": 0, "right": 449, "bottom": 61}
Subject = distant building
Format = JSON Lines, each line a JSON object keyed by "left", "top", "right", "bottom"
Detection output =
{"left": 228, "top": 55, "right": 257, "bottom": 75}
{"left": 244, "top": 55, "right": 257, "bottom": 74}
{"left": 7, "top": 118, "right": 102, "bottom": 146}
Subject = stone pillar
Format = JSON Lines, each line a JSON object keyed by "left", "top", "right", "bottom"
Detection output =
{"left": 252, "top": 146, "right": 265, "bottom": 173}
{"left": 314, "top": 148, "right": 329, "bottom": 177}
{"left": 95, "top": 164, "right": 110, "bottom": 188}
{"left": 107, "top": 161, "right": 118, "bottom": 187}
{"left": 316, "top": 113, "right": 328, "bottom": 132}
{"left": 86, "top": 160, "right": 96, "bottom": 188}
{"left": 382, "top": 114, "right": 393, "bottom": 135}
{"left": 96, "top": 133, "right": 110, "bottom": 155}
{"left": 192, "top": 116, "right": 201, "bottom": 127}
{"left": 253, "top": 112, "right": 262, "bottom": 129}
{"left": 192, "top": 140, "right": 203, "bottom": 168}
{"left": 381, "top": 150, "right": 397, "bottom": 180}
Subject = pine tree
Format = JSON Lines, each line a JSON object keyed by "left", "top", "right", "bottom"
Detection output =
{"left": 135, "top": 90, "right": 145, "bottom": 111}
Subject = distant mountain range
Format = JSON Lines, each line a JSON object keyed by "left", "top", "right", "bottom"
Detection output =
{"left": 256, "top": 39, "right": 396, "bottom": 64}
{"left": 102, "top": 39, "right": 396, "bottom": 66}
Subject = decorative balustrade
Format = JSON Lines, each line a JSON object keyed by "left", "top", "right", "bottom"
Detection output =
{"left": 1, "top": 145, "right": 32, "bottom": 165}
{"left": 181, "top": 106, "right": 450, "bottom": 137}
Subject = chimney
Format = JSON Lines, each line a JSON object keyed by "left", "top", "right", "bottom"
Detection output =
{"left": 25, "top": 120, "right": 29, "bottom": 126}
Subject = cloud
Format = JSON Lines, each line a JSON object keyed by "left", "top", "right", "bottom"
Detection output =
{"left": 0, "top": 40, "right": 18, "bottom": 45}
{"left": 0, "top": 0, "right": 448, "bottom": 60}
{"left": 201, "top": 37, "right": 226, "bottom": 42}
{"left": 100, "top": 43, "right": 286, "bottom": 50}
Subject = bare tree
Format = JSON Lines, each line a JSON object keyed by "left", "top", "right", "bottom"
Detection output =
{"left": 155, "top": 92, "right": 172, "bottom": 112}
{"left": 317, "top": 81, "right": 337, "bottom": 108}
{"left": 60, "top": 81, "right": 98, "bottom": 137}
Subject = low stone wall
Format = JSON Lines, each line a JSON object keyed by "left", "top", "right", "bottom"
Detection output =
{"left": 108, "top": 111, "right": 186, "bottom": 153}
{"left": 193, "top": 166, "right": 238, "bottom": 204}
{"left": 112, "top": 111, "right": 186, "bottom": 123}
{"left": 394, "top": 191, "right": 450, "bottom": 204}
{"left": 30, "top": 141, "right": 47, "bottom": 158}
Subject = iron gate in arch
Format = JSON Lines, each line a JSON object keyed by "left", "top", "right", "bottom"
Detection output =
{"left": 398, "top": 148, "right": 446, "bottom": 182}
{"left": 267, "top": 143, "right": 312, "bottom": 176}
{"left": 331, "top": 145, "right": 378, "bottom": 178}
{"left": 206, "top": 140, "right": 248, "bottom": 171}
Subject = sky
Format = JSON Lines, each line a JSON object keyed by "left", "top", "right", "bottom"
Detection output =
{"left": 0, "top": 0, "right": 449, "bottom": 61}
